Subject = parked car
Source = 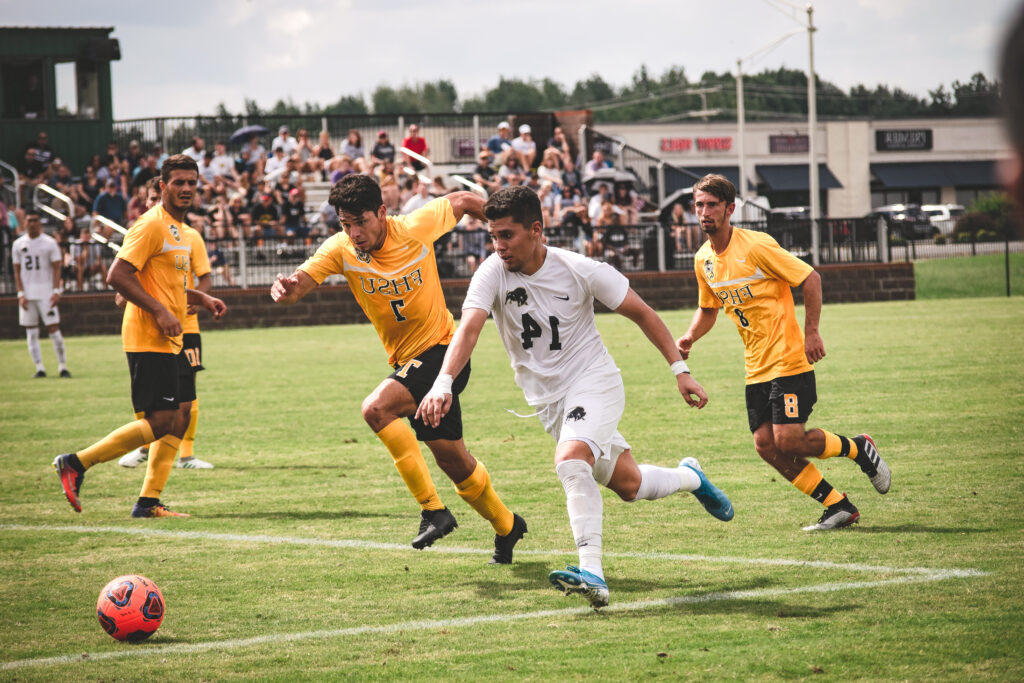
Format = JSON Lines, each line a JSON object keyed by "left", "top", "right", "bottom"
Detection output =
{"left": 866, "top": 204, "right": 936, "bottom": 239}
{"left": 921, "top": 204, "right": 966, "bottom": 234}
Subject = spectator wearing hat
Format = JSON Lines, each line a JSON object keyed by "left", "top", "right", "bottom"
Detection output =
{"left": 512, "top": 124, "right": 537, "bottom": 171}
{"left": 401, "top": 123, "right": 430, "bottom": 171}
{"left": 271, "top": 125, "right": 297, "bottom": 157}
{"left": 486, "top": 122, "right": 514, "bottom": 166}
{"left": 264, "top": 146, "right": 289, "bottom": 180}
{"left": 370, "top": 130, "right": 395, "bottom": 170}
{"left": 473, "top": 151, "right": 501, "bottom": 195}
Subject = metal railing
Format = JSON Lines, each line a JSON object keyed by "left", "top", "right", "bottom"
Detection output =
{"left": 113, "top": 113, "right": 551, "bottom": 167}
{"left": 0, "top": 158, "right": 20, "bottom": 211}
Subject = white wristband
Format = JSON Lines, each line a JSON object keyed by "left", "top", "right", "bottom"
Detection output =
{"left": 17, "top": 290, "right": 25, "bottom": 298}
{"left": 670, "top": 360, "right": 690, "bottom": 376}
{"left": 431, "top": 373, "right": 454, "bottom": 395}
{"left": 53, "top": 287, "right": 63, "bottom": 295}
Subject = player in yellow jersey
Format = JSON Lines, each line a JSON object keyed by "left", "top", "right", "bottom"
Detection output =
{"left": 271, "top": 174, "right": 526, "bottom": 562}
{"left": 676, "top": 174, "right": 891, "bottom": 531}
{"left": 118, "top": 177, "right": 215, "bottom": 470}
{"left": 53, "top": 155, "right": 227, "bottom": 518}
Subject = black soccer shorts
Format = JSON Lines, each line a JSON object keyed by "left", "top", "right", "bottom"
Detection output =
{"left": 389, "top": 344, "right": 471, "bottom": 442}
{"left": 182, "top": 333, "right": 205, "bottom": 373}
{"left": 127, "top": 350, "right": 197, "bottom": 414}
{"left": 744, "top": 370, "right": 817, "bottom": 432}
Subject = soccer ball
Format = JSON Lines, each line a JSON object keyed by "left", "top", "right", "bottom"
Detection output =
{"left": 96, "top": 574, "right": 165, "bottom": 642}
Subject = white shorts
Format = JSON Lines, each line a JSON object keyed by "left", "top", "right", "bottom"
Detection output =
{"left": 536, "top": 364, "right": 630, "bottom": 486}
{"left": 19, "top": 299, "right": 60, "bottom": 327}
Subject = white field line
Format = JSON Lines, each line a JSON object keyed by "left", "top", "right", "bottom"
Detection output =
{"left": 0, "top": 523, "right": 986, "bottom": 576}
{"left": 0, "top": 571, "right": 985, "bottom": 672}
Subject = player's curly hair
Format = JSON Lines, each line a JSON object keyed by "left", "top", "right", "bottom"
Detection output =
{"left": 160, "top": 154, "right": 199, "bottom": 182}
{"left": 329, "top": 174, "right": 383, "bottom": 216}
{"left": 483, "top": 185, "right": 543, "bottom": 228}
{"left": 693, "top": 174, "right": 736, "bottom": 205}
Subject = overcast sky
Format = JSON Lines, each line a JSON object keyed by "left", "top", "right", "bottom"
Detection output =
{"left": 3, "top": 0, "right": 1018, "bottom": 119}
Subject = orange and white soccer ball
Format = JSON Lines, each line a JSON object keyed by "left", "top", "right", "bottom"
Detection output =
{"left": 96, "top": 574, "right": 165, "bottom": 642}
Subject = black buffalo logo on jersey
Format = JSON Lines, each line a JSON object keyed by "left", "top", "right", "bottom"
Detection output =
{"left": 703, "top": 258, "right": 715, "bottom": 282}
{"left": 565, "top": 406, "right": 586, "bottom": 423}
{"left": 505, "top": 287, "right": 528, "bottom": 306}
{"left": 168, "top": 225, "right": 181, "bottom": 242}
{"left": 355, "top": 248, "right": 372, "bottom": 263}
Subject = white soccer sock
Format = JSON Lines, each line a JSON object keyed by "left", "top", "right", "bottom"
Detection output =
{"left": 555, "top": 459, "right": 604, "bottom": 579}
{"left": 50, "top": 330, "right": 67, "bottom": 371}
{"left": 631, "top": 463, "right": 693, "bottom": 501}
{"left": 26, "top": 328, "right": 44, "bottom": 371}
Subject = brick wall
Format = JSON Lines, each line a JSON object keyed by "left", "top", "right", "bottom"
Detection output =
{"left": 0, "top": 263, "right": 914, "bottom": 339}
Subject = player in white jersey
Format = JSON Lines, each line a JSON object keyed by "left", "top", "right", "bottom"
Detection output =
{"left": 416, "top": 186, "right": 733, "bottom": 609}
{"left": 12, "top": 209, "right": 70, "bottom": 378}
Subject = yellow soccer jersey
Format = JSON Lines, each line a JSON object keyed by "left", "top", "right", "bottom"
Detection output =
{"left": 118, "top": 204, "right": 192, "bottom": 354}
{"left": 182, "top": 224, "right": 211, "bottom": 335}
{"left": 695, "top": 227, "right": 814, "bottom": 384}
{"left": 300, "top": 198, "right": 456, "bottom": 365}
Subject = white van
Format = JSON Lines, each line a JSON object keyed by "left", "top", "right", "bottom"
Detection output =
{"left": 921, "top": 204, "right": 965, "bottom": 234}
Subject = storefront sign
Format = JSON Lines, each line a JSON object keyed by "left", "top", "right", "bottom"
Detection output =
{"left": 769, "top": 134, "right": 809, "bottom": 154}
{"left": 660, "top": 136, "right": 732, "bottom": 153}
{"left": 876, "top": 129, "right": 932, "bottom": 151}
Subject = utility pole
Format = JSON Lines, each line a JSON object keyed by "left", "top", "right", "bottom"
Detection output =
{"left": 807, "top": 3, "right": 820, "bottom": 265}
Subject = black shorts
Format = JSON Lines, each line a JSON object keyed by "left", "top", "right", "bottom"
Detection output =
{"left": 744, "top": 370, "right": 817, "bottom": 432}
{"left": 390, "top": 344, "right": 471, "bottom": 442}
{"left": 127, "top": 351, "right": 197, "bottom": 414}
{"left": 182, "top": 333, "right": 205, "bottom": 372}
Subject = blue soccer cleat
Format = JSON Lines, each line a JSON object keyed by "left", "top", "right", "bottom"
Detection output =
{"left": 548, "top": 565, "right": 609, "bottom": 608}
{"left": 680, "top": 457, "right": 734, "bottom": 521}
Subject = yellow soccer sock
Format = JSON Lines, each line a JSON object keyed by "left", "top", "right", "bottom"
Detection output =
{"left": 376, "top": 420, "right": 443, "bottom": 511}
{"left": 140, "top": 435, "right": 181, "bottom": 500}
{"left": 133, "top": 412, "right": 151, "bottom": 452}
{"left": 179, "top": 401, "right": 199, "bottom": 459}
{"left": 818, "top": 430, "right": 859, "bottom": 459}
{"left": 455, "top": 461, "right": 514, "bottom": 535}
{"left": 78, "top": 419, "right": 156, "bottom": 469}
{"left": 791, "top": 462, "right": 842, "bottom": 507}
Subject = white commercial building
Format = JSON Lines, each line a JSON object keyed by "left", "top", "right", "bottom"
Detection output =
{"left": 597, "top": 117, "right": 1011, "bottom": 217}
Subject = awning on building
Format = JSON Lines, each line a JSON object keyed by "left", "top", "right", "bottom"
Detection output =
{"left": 870, "top": 160, "right": 998, "bottom": 188}
{"left": 664, "top": 165, "right": 741, "bottom": 193}
{"left": 755, "top": 164, "right": 842, "bottom": 191}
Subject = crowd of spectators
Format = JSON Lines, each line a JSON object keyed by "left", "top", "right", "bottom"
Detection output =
{"left": 2, "top": 119, "right": 692, "bottom": 291}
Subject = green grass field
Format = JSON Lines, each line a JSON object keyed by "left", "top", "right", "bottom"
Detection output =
{"left": 2, "top": 297, "right": 1023, "bottom": 681}
{"left": 914, "top": 252, "right": 1024, "bottom": 299}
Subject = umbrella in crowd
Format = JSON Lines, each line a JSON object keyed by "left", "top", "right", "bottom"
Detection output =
{"left": 228, "top": 124, "right": 269, "bottom": 145}
{"left": 582, "top": 167, "right": 639, "bottom": 189}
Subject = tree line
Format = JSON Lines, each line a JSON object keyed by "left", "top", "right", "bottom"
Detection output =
{"left": 214, "top": 64, "right": 1000, "bottom": 122}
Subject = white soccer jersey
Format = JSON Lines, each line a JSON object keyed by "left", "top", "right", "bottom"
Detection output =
{"left": 12, "top": 233, "right": 62, "bottom": 300}
{"left": 462, "top": 246, "right": 630, "bottom": 405}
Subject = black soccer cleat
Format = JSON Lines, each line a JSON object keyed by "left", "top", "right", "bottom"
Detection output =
{"left": 853, "top": 434, "right": 890, "bottom": 494}
{"left": 489, "top": 513, "right": 528, "bottom": 564}
{"left": 411, "top": 507, "right": 458, "bottom": 549}
{"left": 59, "top": 369, "right": 72, "bottom": 378}
{"left": 802, "top": 494, "right": 860, "bottom": 531}
{"left": 33, "top": 370, "right": 46, "bottom": 378}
